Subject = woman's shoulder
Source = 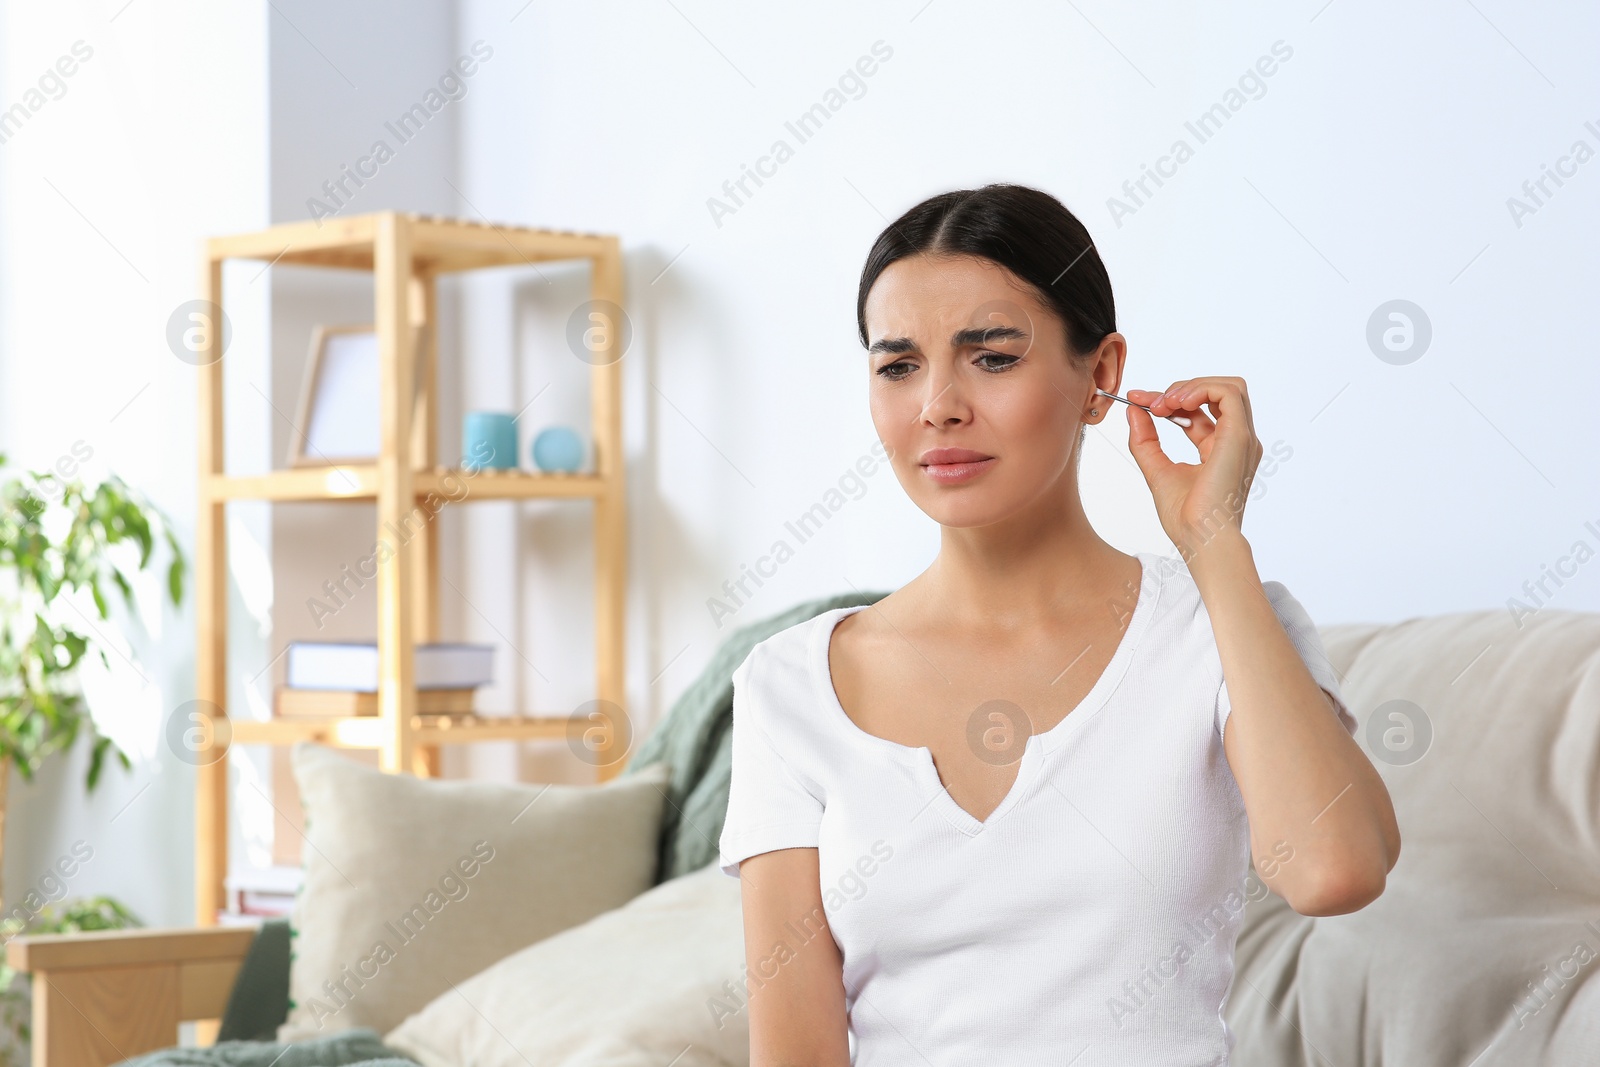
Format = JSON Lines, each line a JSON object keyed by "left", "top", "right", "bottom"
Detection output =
{"left": 1141, "top": 551, "right": 1310, "bottom": 619}
{"left": 1130, "top": 554, "right": 1327, "bottom": 675}
{"left": 734, "top": 602, "right": 867, "bottom": 718}
{"left": 827, "top": 587, "right": 905, "bottom": 652}
{"left": 741, "top": 590, "right": 902, "bottom": 673}
{"left": 738, "top": 612, "right": 819, "bottom": 680}
{"left": 728, "top": 605, "right": 872, "bottom": 772}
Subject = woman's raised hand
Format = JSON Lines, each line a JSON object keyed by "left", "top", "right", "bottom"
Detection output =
{"left": 1124, "top": 378, "right": 1264, "bottom": 562}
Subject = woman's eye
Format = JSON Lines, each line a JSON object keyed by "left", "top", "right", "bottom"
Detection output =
{"left": 877, "top": 361, "right": 914, "bottom": 381}
{"left": 977, "top": 351, "right": 1020, "bottom": 372}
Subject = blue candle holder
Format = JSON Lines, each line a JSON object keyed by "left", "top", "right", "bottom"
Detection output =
{"left": 532, "top": 426, "right": 585, "bottom": 473}
{"left": 462, "top": 411, "right": 518, "bottom": 472}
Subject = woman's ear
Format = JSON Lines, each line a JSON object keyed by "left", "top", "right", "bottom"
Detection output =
{"left": 1083, "top": 332, "right": 1127, "bottom": 424}
{"left": 1085, "top": 385, "right": 1108, "bottom": 424}
{"left": 1093, "top": 332, "right": 1127, "bottom": 397}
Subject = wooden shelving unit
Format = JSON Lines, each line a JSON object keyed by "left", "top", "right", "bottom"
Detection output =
{"left": 195, "top": 212, "right": 627, "bottom": 926}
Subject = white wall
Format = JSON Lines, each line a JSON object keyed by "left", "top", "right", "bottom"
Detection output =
{"left": 1, "top": 0, "right": 1596, "bottom": 925}
{"left": 452, "top": 0, "right": 1598, "bottom": 742}
{"left": 0, "top": 0, "right": 270, "bottom": 926}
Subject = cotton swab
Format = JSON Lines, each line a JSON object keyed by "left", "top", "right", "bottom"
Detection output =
{"left": 1095, "top": 389, "right": 1193, "bottom": 428}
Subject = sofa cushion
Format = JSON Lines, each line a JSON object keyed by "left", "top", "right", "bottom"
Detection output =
{"left": 1226, "top": 608, "right": 1600, "bottom": 1066}
{"left": 279, "top": 742, "right": 669, "bottom": 1041}
{"left": 384, "top": 862, "right": 747, "bottom": 1067}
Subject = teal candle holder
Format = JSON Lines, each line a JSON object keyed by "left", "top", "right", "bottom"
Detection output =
{"left": 462, "top": 411, "right": 518, "bottom": 471}
{"left": 532, "top": 426, "right": 584, "bottom": 473}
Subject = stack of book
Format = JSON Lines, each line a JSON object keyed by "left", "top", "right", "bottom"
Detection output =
{"left": 225, "top": 864, "right": 303, "bottom": 918}
{"left": 275, "top": 641, "right": 495, "bottom": 717}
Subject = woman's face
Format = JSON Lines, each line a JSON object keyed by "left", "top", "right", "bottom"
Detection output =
{"left": 861, "top": 252, "right": 1124, "bottom": 528}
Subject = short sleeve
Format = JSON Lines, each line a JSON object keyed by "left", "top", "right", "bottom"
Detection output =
{"left": 717, "top": 649, "right": 825, "bottom": 878}
{"left": 1216, "top": 581, "right": 1358, "bottom": 742}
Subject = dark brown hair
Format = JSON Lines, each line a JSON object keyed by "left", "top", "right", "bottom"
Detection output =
{"left": 855, "top": 183, "right": 1115, "bottom": 359}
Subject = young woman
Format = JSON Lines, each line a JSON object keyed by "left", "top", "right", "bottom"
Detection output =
{"left": 717, "top": 183, "right": 1400, "bottom": 1066}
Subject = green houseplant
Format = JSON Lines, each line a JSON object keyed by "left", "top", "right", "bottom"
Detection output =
{"left": 0, "top": 448, "right": 185, "bottom": 887}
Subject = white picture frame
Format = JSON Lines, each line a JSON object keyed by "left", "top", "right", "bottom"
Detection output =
{"left": 287, "top": 324, "right": 425, "bottom": 468}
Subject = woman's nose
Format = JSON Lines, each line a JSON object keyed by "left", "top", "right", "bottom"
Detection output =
{"left": 919, "top": 375, "right": 967, "bottom": 426}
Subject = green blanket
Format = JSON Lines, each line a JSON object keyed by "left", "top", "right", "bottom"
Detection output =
{"left": 122, "top": 591, "right": 886, "bottom": 1066}
{"left": 115, "top": 1028, "right": 409, "bottom": 1067}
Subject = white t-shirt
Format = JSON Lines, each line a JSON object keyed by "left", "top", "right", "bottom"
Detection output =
{"left": 718, "top": 551, "right": 1358, "bottom": 1066}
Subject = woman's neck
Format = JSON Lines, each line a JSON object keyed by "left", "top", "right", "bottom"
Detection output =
{"left": 917, "top": 479, "right": 1137, "bottom": 632}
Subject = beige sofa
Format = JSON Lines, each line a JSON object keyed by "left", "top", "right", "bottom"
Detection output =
{"left": 9, "top": 605, "right": 1599, "bottom": 1066}
{"left": 1228, "top": 607, "right": 1600, "bottom": 1065}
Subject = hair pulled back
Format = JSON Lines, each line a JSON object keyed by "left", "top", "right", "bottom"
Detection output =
{"left": 855, "top": 183, "right": 1115, "bottom": 360}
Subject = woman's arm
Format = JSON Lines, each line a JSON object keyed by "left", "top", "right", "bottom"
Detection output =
{"left": 1189, "top": 532, "right": 1400, "bottom": 914}
{"left": 738, "top": 848, "right": 853, "bottom": 1067}
{"left": 1126, "top": 378, "right": 1401, "bottom": 916}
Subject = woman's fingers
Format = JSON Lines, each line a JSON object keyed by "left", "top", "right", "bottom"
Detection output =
{"left": 1123, "top": 395, "right": 1179, "bottom": 486}
{"left": 1127, "top": 387, "right": 1217, "bottom": 450}
{"left": 1153, "top": 379, "right": 1264, "bottom": 485}
{"left": 1147, "top": 379, "right": 1252, "bottom": 439}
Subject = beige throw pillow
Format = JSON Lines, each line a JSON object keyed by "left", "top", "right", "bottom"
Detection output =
{"left": 279, "top": 742, "right": 669, "bottom": 1040}
{"left": 385, "top": 862, "right": 748, "bottom": 1067}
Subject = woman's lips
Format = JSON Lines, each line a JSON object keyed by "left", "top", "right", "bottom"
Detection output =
{"left": 919, "top": 451, "right": 996, "bottom": 485}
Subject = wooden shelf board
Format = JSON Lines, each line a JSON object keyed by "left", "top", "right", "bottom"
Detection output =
{"left": 229, "top": 717, "right": 385, "bottom": 746}
{"left": 205, "top": 468, "right": 604, "bottom": 502}
{"left": 228, "top": 714, "right": 575, "bottom": 747}
{"left": 206, "top": 467, "right": 379, "bottom": 501}
{"left": 417, "top": 469, "right": 605, "bottom": 500}
{"left": 206, "top": 212, "right": 612, "bottom": 273}
{"left": 207, "top": 216, "right": 375, "bottom": 264}
{"left": 414, "top": 714, "right": 574, "bottom": 743}
{"left": 408, "top": 217, "right": 613, "bottom": 272}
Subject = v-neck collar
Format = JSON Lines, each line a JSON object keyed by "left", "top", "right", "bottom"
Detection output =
{"left": 808, "top": 552, "right": 1164, "bottom": 835}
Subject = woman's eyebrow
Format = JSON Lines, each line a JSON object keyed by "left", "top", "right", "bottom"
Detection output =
{"left": 868, "top": 324, "right": 1029, "bottom": 356}
{"left": 867, "top": 337, "right": 917, "bottom": 356}
{"left": 955, "top": 324, "right": 1028, "bottom": 347}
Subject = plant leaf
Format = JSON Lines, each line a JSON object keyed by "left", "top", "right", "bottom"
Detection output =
{"left": 87, "top": 735, "right": 109, "bottom": 790}
{"left": 109, "top": 567, "right": 134, "bottom": 613}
